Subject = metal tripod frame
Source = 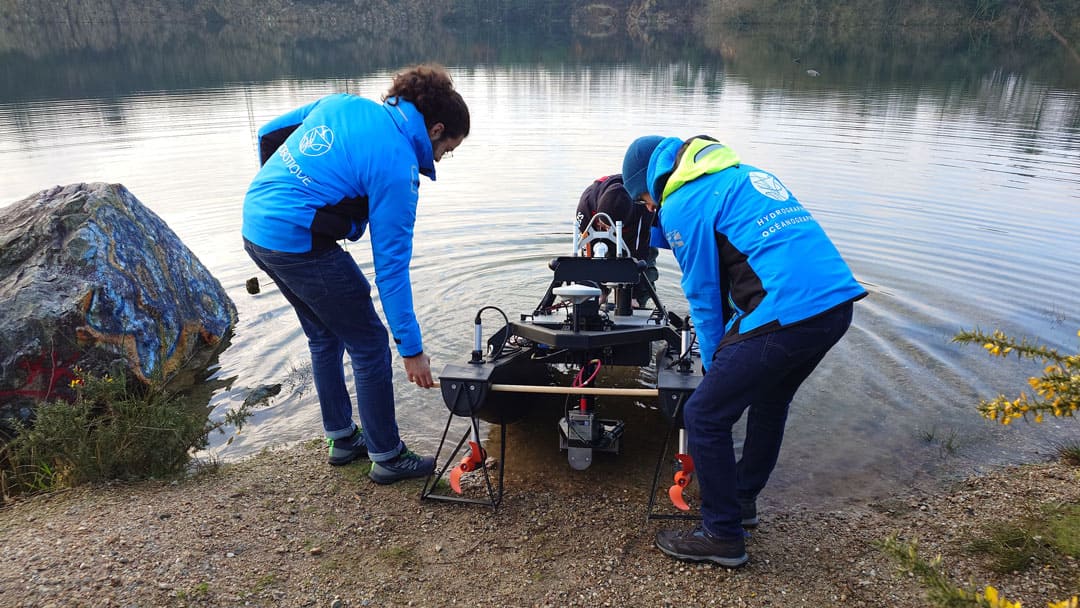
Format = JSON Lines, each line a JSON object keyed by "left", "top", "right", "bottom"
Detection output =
{"left": 646, "top": 382, "right": 703, "bottom": 522}
{"left": 421, "top": 412, "right": 506, "bottom": 508}
{"left": 421, "top": 373, "right": 507, "bottom": 509}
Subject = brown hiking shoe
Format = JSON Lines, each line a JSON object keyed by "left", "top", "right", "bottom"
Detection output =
{"left": 655, "top": 526, "right": 749, "bottom": 567}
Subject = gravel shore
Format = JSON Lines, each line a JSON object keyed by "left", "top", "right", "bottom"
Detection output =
{"left": 1, "top": 440, "right": 1077, "bottom": 608}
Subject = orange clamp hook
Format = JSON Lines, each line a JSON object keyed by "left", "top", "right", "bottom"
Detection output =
{"left": 667, "top": 453, "right": 695, "bottom": 511}
{"left": 449, "top": 441, "right": 486, "bottom": 494}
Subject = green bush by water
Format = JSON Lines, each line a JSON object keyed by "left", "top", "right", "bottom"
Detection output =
{"left": 0, "top": 368, "right": 261, "bottom": 500}
{"left": 0, "top": 370, "right": 206, "bottom": 496}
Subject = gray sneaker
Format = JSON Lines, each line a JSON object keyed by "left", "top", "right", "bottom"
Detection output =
{"left": 655, "top": 526, "right": 748, "bottom": 568}
{"left": 368, "top": 449, "right": 435, "bottom": 485}
{"left": 327, "top": 427, "right": 367, "bottom": 466}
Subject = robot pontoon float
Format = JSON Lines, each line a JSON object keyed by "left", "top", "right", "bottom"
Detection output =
{"left": 422, "top": 213, "right": 704, "bottom": 520}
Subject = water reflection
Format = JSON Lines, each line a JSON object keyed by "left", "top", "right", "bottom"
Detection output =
{"left": 2, "top": 10, "right": 1079, "bottom": 101}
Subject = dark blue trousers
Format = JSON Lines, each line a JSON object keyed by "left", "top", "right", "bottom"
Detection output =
{"left": 244, "top": 239, "right": 404, "bottom": 462}
{"left": 685, "top": 303, "right": 853, "bottom": 539}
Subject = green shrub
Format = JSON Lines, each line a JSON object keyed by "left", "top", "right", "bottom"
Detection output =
{"left": 967, "top": 502, "right": 1080, "bottom": 573}
{"left": 1056, "top": 441, "right": 1080, "bottom": 466}
{"left": 0, "top": 369, "right": 208, "bottom": 496}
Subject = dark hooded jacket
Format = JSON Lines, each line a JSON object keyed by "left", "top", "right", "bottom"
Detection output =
{"left": 575, "top": 174, "right": 655, "bottom": 260}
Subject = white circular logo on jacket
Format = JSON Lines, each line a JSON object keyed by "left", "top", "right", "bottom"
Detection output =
{"left": 299, "top": 126, "right": 334, "bottom": 157}
{"left": 749, "top": 172, "right": 790, "bottom": 201}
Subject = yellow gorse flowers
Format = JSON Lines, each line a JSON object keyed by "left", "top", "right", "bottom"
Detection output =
{"left": 981, "top": 586, "right": 1023, "bottom": 608}
{"left": 955, "top": 328, "right": 1079, "bottom": 425}
{"left": 983, "top": 342, "right": 1014, "bottom": 356}
{"left": 979, "top": 585, "right": 1079, "bottom": 608}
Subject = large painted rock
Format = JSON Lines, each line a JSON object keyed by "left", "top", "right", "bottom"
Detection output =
{"left": 0, "top": 183, "right": 236, "bottom": 427}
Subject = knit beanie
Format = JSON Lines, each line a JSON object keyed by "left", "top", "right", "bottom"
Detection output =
{"left": 621, "top": 135, "right": 664, "bottom": 200}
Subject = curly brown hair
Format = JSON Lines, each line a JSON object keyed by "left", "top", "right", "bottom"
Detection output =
{"left": 385, "top": 64, "right": 470, "bottom": 139}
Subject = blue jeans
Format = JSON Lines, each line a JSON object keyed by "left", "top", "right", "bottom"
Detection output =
{"left": 244, "top": 239, "right": 403, "bottom": 462}
{"left": 684, "top": 303, "right": 854, "bottom": 539}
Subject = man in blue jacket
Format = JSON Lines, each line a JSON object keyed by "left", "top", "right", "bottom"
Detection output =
{"left": 243, "top": 65, "right": 469, "bottom": 484}
{"left": 622, "top": 135, "right": 865, "bottom": 567}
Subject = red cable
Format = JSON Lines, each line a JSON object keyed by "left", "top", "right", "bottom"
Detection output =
{"left": 572, "top": 359, "right": 602, "bottom": 412}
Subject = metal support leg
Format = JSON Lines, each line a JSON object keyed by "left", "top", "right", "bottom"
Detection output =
{"left": 643, "top": 397, "right": 704, "bottom": 520}
{"left": 421, "top": 411, "right": 505, "bottom": 509}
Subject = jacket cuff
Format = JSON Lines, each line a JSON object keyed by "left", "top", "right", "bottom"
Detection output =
{"left": 395, "top": 339, "right": 424, "bottom": 359}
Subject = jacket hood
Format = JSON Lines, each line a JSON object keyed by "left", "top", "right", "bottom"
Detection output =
{"left": 647, "top": 136, "right": 741, "bottom": 205}
{"left": 645, "top": 137, "right": 687, "bottom": 203}
{"left": 384, "top": 97, "right": 436, "bottom": 181}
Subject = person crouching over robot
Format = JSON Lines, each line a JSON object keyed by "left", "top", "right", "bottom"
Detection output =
{"left": 575, "top": 174, "right": 659, "bottom": 308}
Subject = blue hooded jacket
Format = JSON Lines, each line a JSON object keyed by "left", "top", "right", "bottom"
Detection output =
{"left": 645, "top": 136, "right": 866, "bottom": 369}
{"left": 242, "top": 94, "right": 435, "bottom": 358}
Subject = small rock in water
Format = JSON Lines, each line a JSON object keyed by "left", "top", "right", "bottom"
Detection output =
{"left": 806, "top": 69, "right": 820, "bottom": 77}
{"left": 243, "top": 383, "right": 282, "bottom": 407}
{"left": 246, "top": 276, "right": 260, "bottom": 294}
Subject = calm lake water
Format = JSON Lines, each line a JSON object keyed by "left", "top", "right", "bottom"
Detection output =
{"left": 1, "top": 16, "right": 1078, "bottom": 509}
